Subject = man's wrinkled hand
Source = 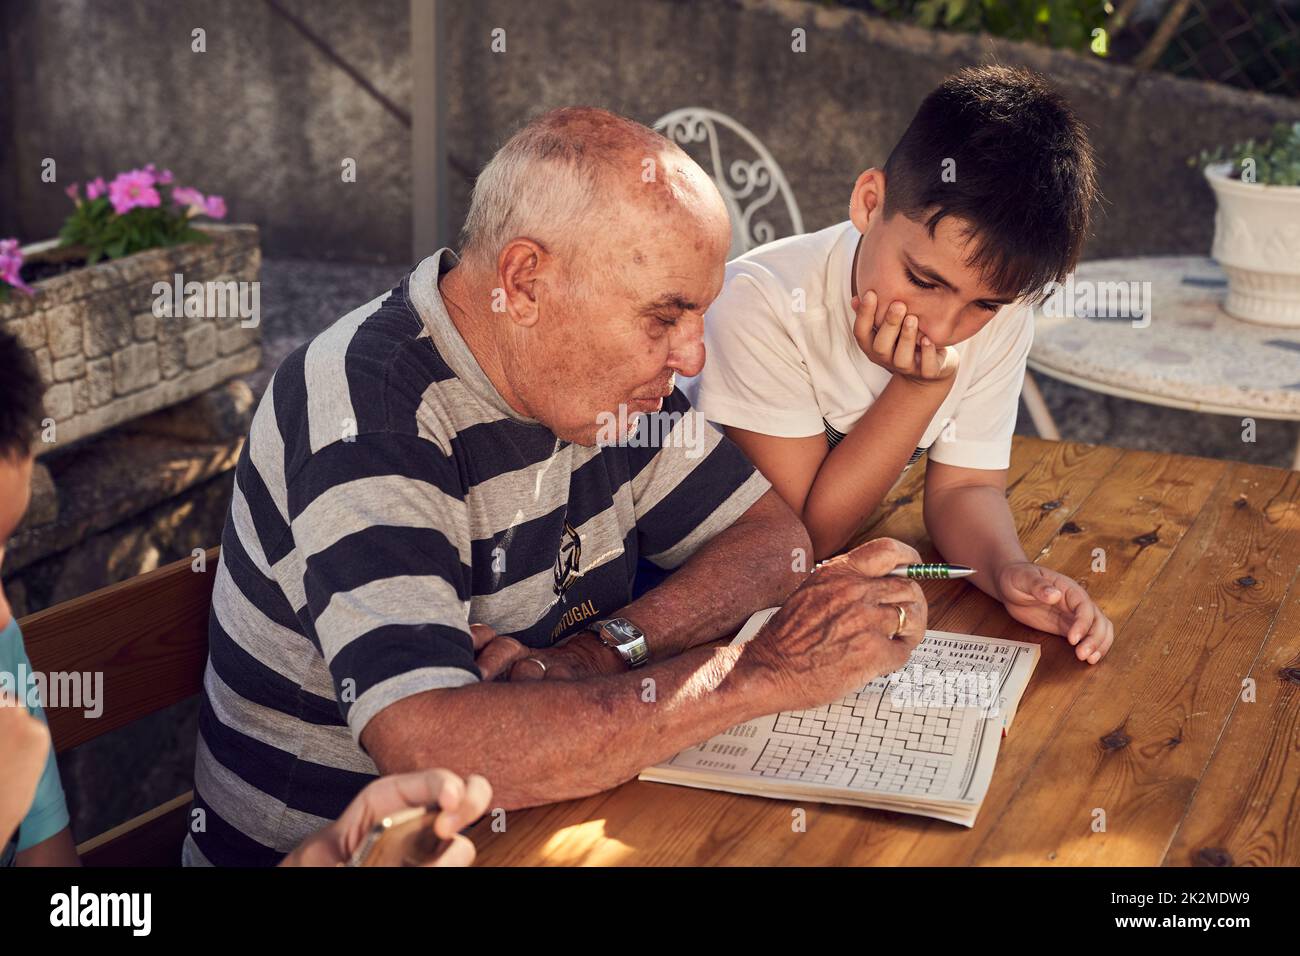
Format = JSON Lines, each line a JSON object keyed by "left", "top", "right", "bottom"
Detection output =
{"left": 505, "top": 629, "right": 624, "bottom": 682}
{"left": 470, "top": 623, "right": 623, "bottom": 682}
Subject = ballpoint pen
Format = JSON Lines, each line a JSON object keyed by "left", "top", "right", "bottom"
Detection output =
{"left": 886, "top": 563, "right": 976, "bottom": 579}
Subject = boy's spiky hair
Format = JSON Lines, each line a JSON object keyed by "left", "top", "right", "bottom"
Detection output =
{"left": 882, "top": 64, "right": 1098, "bottom": 303}
{"left": 0, "top": 328, "right": 45, "bottom": 461}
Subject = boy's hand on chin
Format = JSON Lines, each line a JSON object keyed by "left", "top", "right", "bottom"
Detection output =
{"left": 852, "top": 290, "right": 959, "bottom": 387}
{"left": 996, "top": 562, "right": 1114, "bottom": 664}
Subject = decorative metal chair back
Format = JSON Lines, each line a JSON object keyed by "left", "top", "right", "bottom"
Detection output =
{"left": 653, "top": 108, "right": 804, "bottom": 258}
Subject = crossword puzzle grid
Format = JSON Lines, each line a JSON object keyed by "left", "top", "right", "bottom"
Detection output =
{"left": 751, "top": 687, "right": 962, "bottom": 795}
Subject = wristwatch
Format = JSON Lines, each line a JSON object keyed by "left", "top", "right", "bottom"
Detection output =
{"left": 586, "top": 618, "right": 650, "bottom": 669}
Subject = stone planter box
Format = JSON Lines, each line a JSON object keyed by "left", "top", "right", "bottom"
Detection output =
{"left": 1, "top": 224, "right": 262, "bottom": 453}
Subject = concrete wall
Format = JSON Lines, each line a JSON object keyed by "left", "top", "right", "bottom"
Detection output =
{"left": 4, "top": 0, "right": 1300, "bottom": 266}
{"left": 1, "top": 0, "right": 412, "bottom": 263}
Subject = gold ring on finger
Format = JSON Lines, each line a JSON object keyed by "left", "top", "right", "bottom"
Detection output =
{"left": 893, "top": 604, "right": 907, "bottom": 640}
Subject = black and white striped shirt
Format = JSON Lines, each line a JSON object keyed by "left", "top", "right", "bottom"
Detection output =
{"left": 184, "top": 250, "right": 769, "bottom": 866}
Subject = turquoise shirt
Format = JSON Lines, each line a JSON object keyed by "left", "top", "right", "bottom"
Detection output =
{"left": 1, "top": 617, "right": 71, "bottom": 865}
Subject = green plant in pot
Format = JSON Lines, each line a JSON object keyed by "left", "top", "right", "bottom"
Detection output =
{"left": 1193, "top": 122, "right": 1300, "bottom": 328}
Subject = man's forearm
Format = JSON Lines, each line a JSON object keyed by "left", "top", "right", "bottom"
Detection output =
{"left": 804, "top": 377, "right": 950, "bottom": 560}
{"left": 615, "top": 489, "right": 810, "bottom": 658}
{"left": 924, "top": 483, "right": 1027, "bottom": 601}
{"left": 363, "top": 643, "right": 779, "bottom": 809}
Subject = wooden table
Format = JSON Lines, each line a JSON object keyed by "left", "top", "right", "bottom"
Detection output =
{"left": 468, "top": 436, "right": 1300, "bottom": 866}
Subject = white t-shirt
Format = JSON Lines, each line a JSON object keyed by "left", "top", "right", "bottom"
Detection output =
{"left": 685, "top": 220, "right": 1033, "bottom": 471}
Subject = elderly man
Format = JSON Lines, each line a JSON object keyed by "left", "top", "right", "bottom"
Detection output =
{"left": 184, "top": 107, "right": 927, "bottom": 866}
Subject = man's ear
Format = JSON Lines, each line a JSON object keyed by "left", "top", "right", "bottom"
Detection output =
{"left": 497, "top": 239, "right": 547, "bottom": 328}
{"left": 849, "top": 168, "right": 886, "bottom": 234}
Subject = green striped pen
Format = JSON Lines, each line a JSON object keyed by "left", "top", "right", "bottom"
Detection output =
{"left": 886, "top": 563, "right": 976, "bottom": 579}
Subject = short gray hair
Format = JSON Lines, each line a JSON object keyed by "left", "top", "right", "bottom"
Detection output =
{"left": 458, "top": 107, "right": 675, "bottom": 271}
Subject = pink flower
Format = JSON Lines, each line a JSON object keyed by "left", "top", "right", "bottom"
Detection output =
{"left": 65, "top": 182, "right": 80, "bottom": 201}
{"left": 86, "top": 177, "right": 107, "bottom": 199}
{"left": 203, "top": 194, "right": 227, "bottom": 219}
{"left": 158, "top": 168, "right": 174, "bottom": 185}
{"left": 0, "top": 238, "right": 34, "bottom": 295}
{"left": 107, "top": 169, "right": 161, "bottom": 215}
{"left": 171, "top": 186, "right": 206, "bottom": 216}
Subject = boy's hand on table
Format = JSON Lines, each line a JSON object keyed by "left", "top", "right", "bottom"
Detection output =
{"left": 852, "top": 290, "right": 959, "bottom": 387}
{"left": 995, "top": 562, "right": 1114, "bottom": 664}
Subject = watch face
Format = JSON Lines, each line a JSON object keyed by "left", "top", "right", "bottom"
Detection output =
{"left": 603, "top": 618, "right": 642, "bottom": 644}
{"left": 596, "top": 618, "right": 649, "bottom": 668}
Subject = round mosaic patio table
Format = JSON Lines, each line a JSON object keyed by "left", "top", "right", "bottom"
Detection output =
{"left": 1027, "top": 256, "right": 1300, "bottom": 469}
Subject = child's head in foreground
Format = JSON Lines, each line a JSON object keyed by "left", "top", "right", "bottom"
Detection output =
{"left": 0, "top": 329, "right": 42, "bottom": 627}
{"left": 850, "top": 64, "right": 1097, "bottom": 348}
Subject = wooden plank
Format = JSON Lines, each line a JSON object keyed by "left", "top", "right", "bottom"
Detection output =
{"left": 20, "top": 549, "right": 218, "bottom": 753}
{"left": 467, "top": 790, "right": 640, "bottom": 867}
{"left": 851, "top": 435, "right": 1098, "bottom": 546}
{"left": 1163, "top": 510, "right": 1300, "bottom": 866}
{"left": 966, "top": 462, "right": 1300, "bottom": 865}
{"left": 77, "top": 792, "right": 193, "bottom": 868}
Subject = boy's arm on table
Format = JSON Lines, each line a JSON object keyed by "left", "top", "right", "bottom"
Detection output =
{"left": 727, "top": 374, "right": 949, "bottom": 562}
{"left": 923, "top": 460, "right": 1114, "bottom": 663}
{"left": 921, "top": 460, "right": 1026, "bottom": 598}
{"left": 724, "top": 293, "right": 957, "bottom": 561}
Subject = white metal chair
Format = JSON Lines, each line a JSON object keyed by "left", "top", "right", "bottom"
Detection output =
{"left": 653, "top": 108, "right": 804, "bottom": 257}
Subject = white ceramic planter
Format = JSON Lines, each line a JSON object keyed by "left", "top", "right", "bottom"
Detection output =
{"left": 1204, "top": 162, "right": 1300, "bottom": 328}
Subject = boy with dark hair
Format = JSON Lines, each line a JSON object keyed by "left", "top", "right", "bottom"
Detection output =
{"left": 689, "top": 65, "right": 1114, "bottom": 663}
{"left": 0, "top": 328, "right": 78, "bottom": 866}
